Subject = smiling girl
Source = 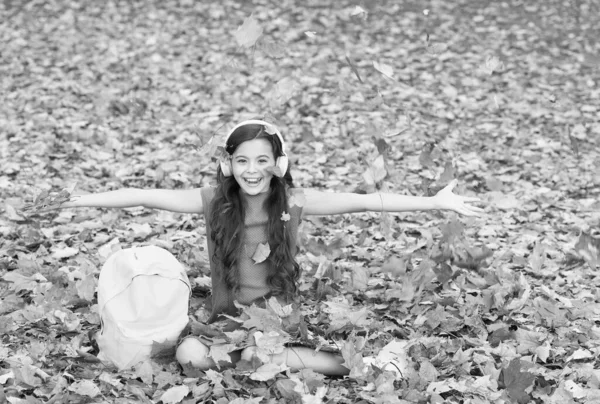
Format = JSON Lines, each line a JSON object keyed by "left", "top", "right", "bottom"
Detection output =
{"left": 60, "top": 119, "right": 483, "bottom": 375}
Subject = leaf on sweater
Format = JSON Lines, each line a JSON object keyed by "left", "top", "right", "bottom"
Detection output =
{"left": 281, "top": 211, "right": 291, "bottom": 221}
{"left": 252, "top": 242, "right": 271, "bottom": 264}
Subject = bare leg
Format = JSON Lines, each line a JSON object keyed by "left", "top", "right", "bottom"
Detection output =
{"left": 241, "top": 346, "right": 349, "bottom": 376}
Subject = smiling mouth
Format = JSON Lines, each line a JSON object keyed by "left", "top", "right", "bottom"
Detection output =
{"left": 244, "top": 178, "right": 262, "bottom": 186}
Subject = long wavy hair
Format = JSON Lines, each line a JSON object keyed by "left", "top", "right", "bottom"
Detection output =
{"left": 208, "top": 123, "right": 301, "bottom": 301}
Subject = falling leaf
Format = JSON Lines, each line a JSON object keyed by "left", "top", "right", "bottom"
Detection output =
{"left": 266, "top": 76, "right": 300, "bottom": 108}
{"left": 233, "top": 14, "right": 263, "bottom": 48}
{"left": 133, "top": 360, "right": 154, "bottom": 385}
{"left": 529, "top": 241, "right": 545, "bottom": 272}
{"left": 479, "top": 55, "right": 504, "bottom": 75}
{"left": 263, "top": 124, "right": 277, "bottom": 135}
{"left": 267, "top": 165, "right": 284, "bottom": 178}
{"left": 439, "top": 161, "right": 455, "bottom": 183}
{"left": 159, "top": 385, "right": 190, "bottom": 404}
{"left": 252, "top": 242, "right": 271, "bottom": 264}
{"left": 419, "top": 142, "right": 436, "bottom": 168}
{"left": 373, "top": 61, "right": 394, "bottom": 79}
{"left": 281, "top": 211, "right": 290, "bottom": 221}
{"left": 209, "top": 343, "right": 236, "bottom": 365}
{"left": 363, "top": 154, "right": 387, "bottom": 186}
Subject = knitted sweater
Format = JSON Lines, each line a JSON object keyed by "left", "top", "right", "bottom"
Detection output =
{"left": 200, "top": 186, "right": 303, "bottom": 323}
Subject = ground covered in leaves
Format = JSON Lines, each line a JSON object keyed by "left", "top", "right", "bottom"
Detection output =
{"left": 1, "top": 0, "right": 600, "bottom": 403}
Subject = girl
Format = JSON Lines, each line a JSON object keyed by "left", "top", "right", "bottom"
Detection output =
{"left": 59, "top": 119, "right": 483, "bottom": 376}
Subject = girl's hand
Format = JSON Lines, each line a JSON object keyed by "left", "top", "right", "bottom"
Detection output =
{"left": 433, "top": 179, "right": 484, "bottom": 217}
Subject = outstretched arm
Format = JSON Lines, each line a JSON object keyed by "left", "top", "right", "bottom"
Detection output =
{"left": 302, "top": 179, "right": 483, "bottom": 217}
{"left": 60, "top": 188, "right": 204, "bottom": 214}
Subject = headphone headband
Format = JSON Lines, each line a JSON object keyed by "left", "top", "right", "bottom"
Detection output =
{"left": 224, "top": 119, "right": 286, "bottom": 154}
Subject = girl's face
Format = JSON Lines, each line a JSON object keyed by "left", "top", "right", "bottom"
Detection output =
{"left": 231, "top": 138, "right": 275, "bottom": 195}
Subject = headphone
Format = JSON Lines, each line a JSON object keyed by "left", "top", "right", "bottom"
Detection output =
{"left": 220, "top": 119, "right": 289, "bottom": 177}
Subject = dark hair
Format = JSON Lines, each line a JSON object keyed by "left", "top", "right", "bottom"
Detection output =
{"left": 209, "top": 124, "right": 300, "bottom": 301}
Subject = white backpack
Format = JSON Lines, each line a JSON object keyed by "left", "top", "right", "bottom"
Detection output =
{"left": 95, "top": 245, "right": 191, "bottom": 370}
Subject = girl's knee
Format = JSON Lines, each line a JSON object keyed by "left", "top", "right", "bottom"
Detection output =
{"left": 176, "top": 338, "right": 213, "bottom": 370}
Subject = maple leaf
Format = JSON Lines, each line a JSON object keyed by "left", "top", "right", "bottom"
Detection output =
{"left": 233, "top": 14, "right": 263, "bottom": 48}
{"left": 266, "top": 76, "right": 299, "bottom": 108}
{"left": 276, "top": 379, "right": 303, "bottom": 402}
{"left": 362, "top": 154, "right": 387, "bottom": 186}
{"left": 419, "top": 142, "right": 436, "bottom": 168}
{"left": 252, "top": 242, "right": 271, "bottom": 264}
{"left": 239, "top": 303, "right": 281, "bottom": 331}
{"left": 439, "top": 161, "right": 455, "bottom": 183}
{"left": 209, "top": 343, "right": 236, "bottom": 366}
{"left": 266, "top": 296, "right": 294, "bottom": 317}
{"left": 253, "top": 330, "right": 288, "bottom": 363}
{"left": 154, "top": 371, "right": 180, "bottom": 390}
{"left": 341, "top": 338, "right": 367, "bottom": 379}
{"left": 498, "top": 358, "right": 535, "bottom": 404}
{"left": 133, "top": 360, "right": 154, "bottom": 385}
{"left": 159, "top": 385, "right": 190, "bottom": 404}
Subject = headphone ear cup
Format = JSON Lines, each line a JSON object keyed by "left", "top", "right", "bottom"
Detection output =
{"left": 220, "top": 159, "right": 233, "bottom": 177}
{"left": 277, "top": 155, "right": 289, "bottom": 176}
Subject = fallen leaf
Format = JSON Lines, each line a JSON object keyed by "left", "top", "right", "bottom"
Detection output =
{"left": 68, "top": 379, "right": 101, "bottom": 398}
{"left": 233, "top": 14, "right": 263, "bottom": 48}
{"left": 499, "top": 358, "right": 535, "bottom": 404}
{"left": 159, "top": 385, "right": 190, "bottom": 404}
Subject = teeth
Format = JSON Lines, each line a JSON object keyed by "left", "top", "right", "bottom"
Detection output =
{"left": 245, "top": 178, "right": 261, "bottom": 185}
